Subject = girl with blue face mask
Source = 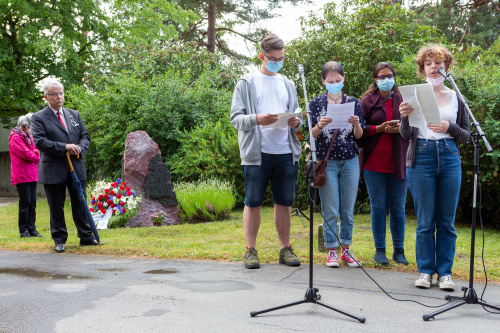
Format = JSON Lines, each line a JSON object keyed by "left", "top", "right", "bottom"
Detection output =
{"left": 306, "top": 61, "right": 366, "bottom": 268}
{"left": 358, "top": 62, "right": 409, "bottom": 268}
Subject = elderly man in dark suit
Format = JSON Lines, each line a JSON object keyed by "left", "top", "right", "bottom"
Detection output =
{"left": 31, "top": 79, "right": 99, "bottom": 253}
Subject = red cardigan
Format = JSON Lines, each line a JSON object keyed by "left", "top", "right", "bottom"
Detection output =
{"left": 358, "top": 90, "right": 409, "bottom": 180}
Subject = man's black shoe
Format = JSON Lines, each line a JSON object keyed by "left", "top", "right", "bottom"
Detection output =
{"left": 20, "top": 231, "right": 30, "bottom": 238}
{"left": 80, "top": 238, "right": 99, "bottom": 246}
{"left": 30, "top": 231, "right": 44, "bottom": 237}
{"left": 55, "top": 243, "right": 65, "bottom": 253}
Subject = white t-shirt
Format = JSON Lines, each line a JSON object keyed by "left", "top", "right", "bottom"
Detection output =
{"left": 418, "top": 90, "right": 458, "bottom": 140}
{"left": 253, "top": 71, "right": 291, "bottom": 154}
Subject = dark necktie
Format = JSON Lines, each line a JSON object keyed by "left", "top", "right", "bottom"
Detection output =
{"left": 57, "top": 111, "right": 66, "bottom": 130}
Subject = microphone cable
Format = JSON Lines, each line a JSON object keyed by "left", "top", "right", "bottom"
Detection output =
{"left": 478, "top": 178, "right": 500, "bottom": 314}
{"left": 307, "top": 190, "right": 463, "bottom": 309}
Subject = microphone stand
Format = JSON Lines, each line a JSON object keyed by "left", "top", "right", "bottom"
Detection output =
{"left": 250, "top": 65, "right": 365, "bottom": 323}
{"left": 423, "top": 70, "right": 499, "bottom": 321}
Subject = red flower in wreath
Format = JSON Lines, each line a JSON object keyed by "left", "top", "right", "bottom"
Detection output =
{"left": 110, "top": 190, "right": 115, "bottom": 195}
{"left": 125, "top": 187, "right": 130, "bottom": 191}
{"left": 120, "top": 202, "right": 125, "bottom": 207}
{"left": 116, "top": 193, "right": 123, "bottom": 199}
{"left": 97, "top": 202, "right": 103, "bottom": 208}
{"left": 123, "top": 208, "right": 127, "bottom": 213}
{"left": 103, "top": 194, "right": 109, "bottom": 200}
{"left": 106, "top": 199, "right": 112, "bottom": 205}
{"left": 104, "top": 189, "right": 109, "bottom": 193}
{"left": 119, "top": 185, "right": 125, "bottom": 190}
{"left": 127, "top": 191, "right": 132, "bottom": 196}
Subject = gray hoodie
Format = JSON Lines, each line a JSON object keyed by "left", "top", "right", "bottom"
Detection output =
{"left": 230, "top": 72, "right": 303, "bottom": 165}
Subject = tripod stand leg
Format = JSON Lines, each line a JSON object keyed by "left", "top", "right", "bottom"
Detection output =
{"left": 422, "top": 300, "right": 467, "bottom": 321}
{"left": 291, "top": 207, "right": 309, "bottom": 228}
{"left": 251, "top": 287, "right": 366, "bottom": 322}
{"left": 477, "top": 300, "right": 500, "bottom": 312}
{"left": 250, "top": 299, "right": 307, "bottom": 317}
{"left": 316, "top": 300, "right": 366, "bottom": 323}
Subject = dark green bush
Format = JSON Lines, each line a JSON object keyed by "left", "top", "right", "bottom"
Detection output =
{"left": 170, "top": 118, "right": 244, "bottom": 206}
{"left": 66, "top": 42, "right": 244, "bottom": 180}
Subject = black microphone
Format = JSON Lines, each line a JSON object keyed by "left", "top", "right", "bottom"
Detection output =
{"left": 298, "top": 64, "right": 304, "bottom": 75}
{"left": 437, "top": 68, "right": 449, "bottom": 78}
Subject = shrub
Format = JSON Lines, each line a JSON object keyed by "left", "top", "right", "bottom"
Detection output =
{"left": 170, "top": 118, "right": 244, "bottom": 206}
{"left": 175, "top": 178, "right": 236, "bottom": 222}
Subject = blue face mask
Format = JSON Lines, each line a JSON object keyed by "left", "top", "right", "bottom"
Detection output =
{"left": 325, "top": 82, "right": 344, "bottom": 95}
{"left": 266, "top": 60, "right": 283, "bottom": 73}
{"left": 377, "top": 78, "right": 395, "bottom": 92}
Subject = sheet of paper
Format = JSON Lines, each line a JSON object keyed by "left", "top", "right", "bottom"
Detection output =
{"left": 261, "top": 111, "right": 300, "bottom": 129}
{"left": 324, "top": 102, "right": 355, "bottom": 130}
{"left": 399, "top": 83, "right": 442, "bottom": 130}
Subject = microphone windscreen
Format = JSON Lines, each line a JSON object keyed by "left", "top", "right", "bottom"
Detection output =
{"left": 437, "top": 68, "right": 447, "bottom": 77}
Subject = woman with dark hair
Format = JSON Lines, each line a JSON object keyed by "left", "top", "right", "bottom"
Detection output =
{"left": 359, "top": 62, "right": 409, "bottom": 266}
{"left": 306, "top": 61, "right": 366, "bottom": 268}
{"left": 9, "top": 113, "right": 42, "bottom": 238}
{"left": 400, "top": 45, "right": 470, "bottom": 290}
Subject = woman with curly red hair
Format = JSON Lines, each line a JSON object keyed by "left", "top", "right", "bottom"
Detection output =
{"left": 400, "top": 45, "right": 471, "bottom": 291}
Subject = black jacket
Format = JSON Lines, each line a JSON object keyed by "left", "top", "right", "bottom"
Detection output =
{"left": 31, "top": 106, "right": 90, "bottom": 184}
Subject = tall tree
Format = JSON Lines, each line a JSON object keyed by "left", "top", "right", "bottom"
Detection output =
{"left": 0, "top": 0, "right": 197, "bottom": 127}
{"left": 111, "top": 0, "right": 197, "bottom": 47}
{"left": 171, "top": 0, "right": 311, "bottom": 58}
{"left": 409, "top": 0, "right": 500, "bottom": 49}
{"left": 0, "top": 0, "right": 112, "bottom": 122}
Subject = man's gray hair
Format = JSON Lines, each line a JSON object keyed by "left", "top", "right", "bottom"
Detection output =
{"left": 17, "top": 113, "right": 33, "bottom": 129}
{"left": 42, "top": 78, "right": 64, "bottom": 95}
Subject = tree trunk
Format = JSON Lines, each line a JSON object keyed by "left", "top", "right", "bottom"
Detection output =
{"left": 207, "top": 2, "right": 216, "bottom": 53}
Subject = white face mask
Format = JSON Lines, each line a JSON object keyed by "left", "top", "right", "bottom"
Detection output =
{"left": 426, "top": 76, "right": 445, "bottom": 86}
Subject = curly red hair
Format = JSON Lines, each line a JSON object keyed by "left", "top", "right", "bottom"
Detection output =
{"left": 415, "top": 44, "right": 455, "bottom": 77}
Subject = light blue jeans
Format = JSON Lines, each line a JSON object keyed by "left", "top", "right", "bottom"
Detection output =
{"left": 407, "top": 138, "right": 461, "bottom": 276}
{"left": 319, "top": 156, "right": 359, "bottom": 249}
{"left": 363, "top": 170, "right": 407, "bottom": 249}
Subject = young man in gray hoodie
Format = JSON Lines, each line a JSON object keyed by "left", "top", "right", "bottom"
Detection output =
{"left": 230, "top": 34, "right": 303, "bottom": 269}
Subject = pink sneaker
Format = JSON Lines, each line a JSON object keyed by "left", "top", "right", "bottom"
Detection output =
{"left": 326, "top": 248, "right": 339, "bottom": 267}
{"left": 340, "top": 248, "right": 360, "bottom": 267}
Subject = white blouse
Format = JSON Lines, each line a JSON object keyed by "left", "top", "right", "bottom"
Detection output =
{"left": 418, "top": 90, "right": 458, "bottom": 140}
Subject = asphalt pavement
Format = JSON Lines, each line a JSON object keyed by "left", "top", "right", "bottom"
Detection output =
{"left": 1, "top": 250, "right": 499, "bottom": 333}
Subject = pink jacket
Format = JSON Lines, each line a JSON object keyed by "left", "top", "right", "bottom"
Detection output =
{"left": 9, "top": 128, "right": 40, "bottom": 185}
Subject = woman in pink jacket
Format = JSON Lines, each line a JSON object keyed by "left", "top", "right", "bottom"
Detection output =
{"left": 9, "top": 113, "right": 42, "bottom": 238}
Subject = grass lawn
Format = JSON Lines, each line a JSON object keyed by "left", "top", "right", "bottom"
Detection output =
{"left": 1, "top": 199, "right": 499, "bottom": 283}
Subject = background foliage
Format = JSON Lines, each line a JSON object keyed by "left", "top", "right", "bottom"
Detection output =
{"left": 66, "top": 42, "right": 243, "bottom": 180}
{"left": 0, "top": 0, "right": 112, "bottom": 123}
{"left": 2, "top": 0, "right": 500, "bottom": 225}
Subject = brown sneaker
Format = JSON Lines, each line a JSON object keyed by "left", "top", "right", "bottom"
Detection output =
{"left": 244, "top": 247, "right": 260, "bottom": 269}
{"left": 279, "top": 245, "right": 300, "bottom": 266}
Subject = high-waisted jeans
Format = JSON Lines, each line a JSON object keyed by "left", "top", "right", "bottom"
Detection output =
{"left": 407, "top": 138, "right": 462, "bottom": 276}
{"left": 363, "top": 170, "right": 407, "bottom": 249}
{"left": 319, "top": 156, "right": 359, "bottom": 249}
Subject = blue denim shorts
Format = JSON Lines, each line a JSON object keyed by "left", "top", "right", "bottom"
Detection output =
{"left": 243, "top": 153, "right": 298, "bottom": 208}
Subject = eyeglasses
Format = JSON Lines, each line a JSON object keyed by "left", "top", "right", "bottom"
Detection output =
{"left": 376, "top": 74, "right": 394, "bottom": 80}
{"left": 46, "top": 92, "right": 64, "bottom": 97}
{"left": 263, "top": 53, "right": 285, "bottom": 62}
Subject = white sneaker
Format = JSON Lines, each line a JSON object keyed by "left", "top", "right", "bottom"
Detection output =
{"left": 415, "top": 273, "right": 432, "bottom": 288}
{"left": 326, "top": 248, "right": 339, "bottom": 267}
{"left": 437, "top": 275, "right": 455, "bottom": 291}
